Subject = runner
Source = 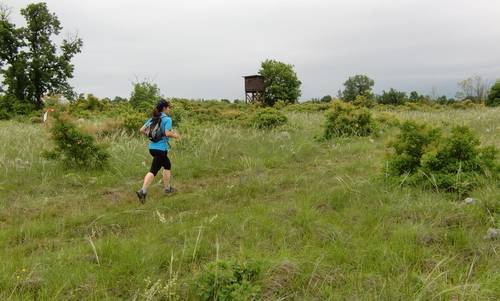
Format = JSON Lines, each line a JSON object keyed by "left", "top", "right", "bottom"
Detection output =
{"left": 136, "top": 99, "right": 179, "bottom": 203}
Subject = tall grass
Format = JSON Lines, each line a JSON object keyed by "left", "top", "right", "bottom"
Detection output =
{"left": 0, "top": 107, "right": 499, "bottom": 299}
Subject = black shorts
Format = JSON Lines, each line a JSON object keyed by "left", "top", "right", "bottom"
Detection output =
{"left": 149, "top": 149, "right": 171, "bottom": 176}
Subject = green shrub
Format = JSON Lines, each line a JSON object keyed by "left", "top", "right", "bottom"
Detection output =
{"left": 353, "top": 95, "right": 375, "bottom": 108}
{"left": 122, "top": 114, "right": 146, "bottom": 135}
{"left": 387, "top": 121, "right": 441, "bottom": 175}
{"left": 251, "top": 108, "right": 287, "bottom": 129}
{"left": 170, "top": 100, "right": 192, "bottom": 125}
{"left": 486, "top": 80, "right": 500, "bottom": 107}
{"left": 374, "top": 112, "right": 400, "bottom": 129}
{"left": 387, "top": 121, "right": 499, "bottom": 195}
{"left": 323, "top": 101, "right": 374, "bottom": 138}
{"left": 451, "top": 99, "right": 477, "bottom": 110}
{"left": 165, "top": 99, "right": 255, "bottom": 126}
{"left": 420, "top": 126, "right": 498, "bottom": 194}
{"left": 273, "top": 100, "right": 287, "bottom": 110}
{"left": 69, "top": 94, "right": 108, "bottom": 115}
{"left": 0, "top": 94, "right": 39, "bottom": 119}
{"left": 0, "top": 95, "right": 11, "bottom": 120}
{"left": 195, "top": 260, "right": 261, "bottom": 301}
{"left": 43, "top": 116, "right": 109, "bottom": 169}
{"left": 285, "top": 102, "right": 330, "bottom": 112}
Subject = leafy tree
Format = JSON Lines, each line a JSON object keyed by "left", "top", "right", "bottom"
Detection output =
{"left": 129, "top": 81, "right": 161, "bottom": 110}
{"left": 436, "top": 95, "right": 453, "bottom": 104}
{"left": 321, "top": 95, "right": 333, "bottom": 102}
{"left": 341, "top": 75, "right": 374, "bottom": 102}
{"left": 378, "top": 88, "right": 407, "bottom": 105}
{"left": 486, "top": 80, "right": 500, "bottom": 107}
{"left": 112, "top": 96, "right": 127, "bottom": 103}
{"left": 0, "top": 3, "right": 82, "bottom": 109}
{"left": 259, "top": 59, "right": 301, "bottom": 106}
{"left": 408, "top": 91, "right": 428, "bottom": 102}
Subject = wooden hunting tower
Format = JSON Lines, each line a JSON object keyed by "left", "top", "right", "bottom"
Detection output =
{"left": 243, "top": 75, "right": 264, "bottom": 103}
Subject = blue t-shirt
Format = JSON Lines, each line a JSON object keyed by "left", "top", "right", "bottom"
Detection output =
{"left": 143, "top": 113, "right": 172, "bottom": 151}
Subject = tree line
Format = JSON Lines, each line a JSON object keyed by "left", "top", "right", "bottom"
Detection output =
{"left": 1, "top": 2, "right": 499, "bottom": 119}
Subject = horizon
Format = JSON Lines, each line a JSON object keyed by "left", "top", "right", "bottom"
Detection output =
{"left": 5, "top": 0, "right": 500, "bottom": 100}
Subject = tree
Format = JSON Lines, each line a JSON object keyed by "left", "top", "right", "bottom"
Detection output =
{"left": 0, "top": 3, "right": 82, "bottom": 109}
{"left": 320, "top": 95, "right": 333, "bottom": 103}
{"left": 486, "top": 80, "right": 500, "bottom": 107}
{"left": 456, "top": 75, "right": 490, "bottom": 103}
{"left": 409, "top": 91, "right": 427, "bottom": 102}
{"left": 341, "top": 75, "right": 374, "bottom": 102}
{"left": 377, "top": 88, "right": 407, "bottom": 105}
{"left": 259, "top": 59, "right": 301, "bottom": 106}
{"left": 112, "top": 96, "right": 127, "bottom": 103}
{"left": 129, "top": 81, "right": 161, "bottom": 110}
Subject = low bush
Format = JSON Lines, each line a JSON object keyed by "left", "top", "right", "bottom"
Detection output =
{"left": 353, "top": 95, "right": 376, "bottom": 108}
{"left": 69, "top": 94, "right": 109, "bottom": 116}
{"left": 170, "top": 102, "right": 187, "bottom": 125}
{"left": 122, "top": 113, "right": 147, "bottom": 135}
{"left": 43, "top": 115, "right": 109, "bottom": 169}
{"left": 251, "top": 108, "right": 287, "bottom": 129}
{"left": 450, "top": 99, "right": 477, "bottom": 110}
{"left": 421, "top": 126, "right": 498, "bottom": 194}
{"left": 387, "top": 122, "right": 441, "bottom": 175}
{"left": 387, "top": 121, "right": 499, "bottom": 195}
{"left": 373, "top": 112, "right": 400, "bottom": 130}
{"left": 195, "top": 260, "right": 261, "bottom": 301}
{"left": 0, "top": 94, "right": 39, "bottom": 118}
{"left": 285, "top": 102, "right": 330, "bottom": 112}
{"left": 323, "top": 101, "right": 374, "bottom": 138}
{"left": 273, "top": 100, "right": 287, "bottom": 110}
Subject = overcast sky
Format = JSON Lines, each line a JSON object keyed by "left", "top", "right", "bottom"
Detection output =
{"left": 6, "top": 0, "right": 500, "bottom": 100}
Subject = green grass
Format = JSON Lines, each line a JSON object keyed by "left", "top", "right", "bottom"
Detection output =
{"left": 1, "top": 108, "right": 499, "bottom": 300}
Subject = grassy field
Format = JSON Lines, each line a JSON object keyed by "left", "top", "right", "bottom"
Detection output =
{"left": 1, "top": 107, "right": 499, "bottom": 300}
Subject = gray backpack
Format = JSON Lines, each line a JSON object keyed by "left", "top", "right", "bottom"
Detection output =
{"left": 145, "top": 117, "right": 163, "bottom": 142}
